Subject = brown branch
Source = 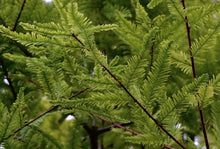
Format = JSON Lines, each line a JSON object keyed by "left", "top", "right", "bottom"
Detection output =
{"left": 69, "top": 19, "right": 178, "bottom": 149}
{"left": 5, "top": 105, "right": 58, "bottom": 140}
{"left": 90, "top": 113, "right": 139, "bottom": 135}
{"left": 27, "top": 79, "right": 43, "bottom": 89}
{"left": 97, "top": 122, "right": 133, "bottom": 134}
{"left": 11, "top": 0, "right": 32, "bottom": 57}
{"left": 101, "top": 65, "right": 185, "bottom": 149}
{"left": 83, "top": 123, "right": 98, "bottom": 149}
{"left": 72, "top": 33, "right": 85, "bottom": 46}
{"left": 12, "top": 0, "right": 27, "bottom": 31}
{"left": 198, "top": 102, "right": 209, "bottom": 147}
{"left": 179, "top": 0, "right": 209, "bottom": 148}
{"left": 163, "top": 144, "right": 175, "bottom": 149}
{"left": 149, "top": 41, "right": 155, "bottom": 71}
{"left": 90, "top": 113, "right": 175, "bottom": 149}
{"left": 83, "top": 118, "right": 132, "bottom": 149}
{"left": 68, "top": 87, "right": 91, "bottom": 99}
{"left": 4, "top": 87, "right": 90, "bottom": 140}
{"left": 0, "top": 59, "right": 17, "bottom": 102}
{"left": 180, "top": 0, "right": 196, "bottom": 79}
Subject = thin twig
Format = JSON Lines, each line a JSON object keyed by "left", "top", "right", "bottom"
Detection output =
{"left": 149, "top": 23, "right": 155, "bottom": 71}
{"left": 97, "top": 122, "right": 133, "bottom": 134}
{"left": 12, "top": 0, "right": 32, "bottom": 57}
{"left": 72, "top": 33, "right": 85, "bottom": 46}
{"left": 12, "top": 0, "right": 27, "bottom": 31}
{"left": 83, "top": 121, "right": 132, "bottom": 149}
{"left": 180, "top": 0, "right": 196, "bottom": 78}
{"left": 163, "top": 144, "right": 175, "bottom": 149}
{"left": 68, "top": 87, "right": 91, "bottom": 99}
{"left": 101, "top": 65, "right": 186, "bottom": 149}
{"left": 179, "top": 0, "right": 209, "bottom": 148}
{"left": 2, "top": 0, "right": 32, "bottom": 57}
{"left": 4, "top": 87, "right": 90, "bottom": 140}
{"left": 198, "top": 102, "right": 209, "bottom": 147}
{"left": 149, "top": 41, "right": 154, "bottom": 71}
{"left": 27, "top": 79, "right": 43, "bottom": 89}
{"left": 90, "top": 113, "right": 140, "bottom": 135}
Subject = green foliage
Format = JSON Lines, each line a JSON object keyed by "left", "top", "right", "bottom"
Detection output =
{"left": 0, "top": 89, "right": 26, "bottom": 143}
{"left": 0, "top": 0, "right": 220, "bottom": 148}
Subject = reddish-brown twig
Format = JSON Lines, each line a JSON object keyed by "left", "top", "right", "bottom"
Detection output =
{"left": 179, "top": 0, "right": 209, "bottom": 148}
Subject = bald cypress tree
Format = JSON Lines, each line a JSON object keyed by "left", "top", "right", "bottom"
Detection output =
{"left": 0, "top": 0, "right": 220, "bottom": 148}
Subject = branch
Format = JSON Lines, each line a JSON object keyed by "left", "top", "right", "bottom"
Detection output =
{"left": 163, "top": 144, "right": 175, "bottom": 149}
{"left": 11, "top": 0, "right": 32, "bottom": 57}
{"left": 68, "top": 87, "right": 91, "bottom": 100}
{"left": 0, "top": 59, "right": 17, "bottom": 102}
{"left": 27, "top": 79, "right": 43, "bottom": 89}
{"left": 4, "top": 87, "right": 90, "bottom": 140}
{"left": 101, "top": 65, "right": 185, "bottom": 149}
{"left": 179, "top": 0, "right": 196, "bottom": 79}
{"left": 12, "top": 0, "right": 27, "bottom": 31}
{"left": 72, "top": 33, "right": 85, "bottom": 46}
{"left": 90, "top": 113, "right": 140, "bottom": 135}
{"left": 149, "top": 41, "right": 155, "bottom": 71}
{"left": 83, "top": 117, "right": 132, "bottom": 149}
{"left": 69, "top": 20, "right": 178, "bottom": 149}
{"left": 179, "top": 0, "right": 209, "bottom": 148}
{"left": 97, "top": 122, "right": 133, "bottom": 134}
{"left": 198, "top": 102, "right": 209, "bottom": 147}
{"left": 149, "top": 23, "right": 155, "bottom": 71}
{"left": 90, "top": 113, "right": 175, "bottom": 149}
